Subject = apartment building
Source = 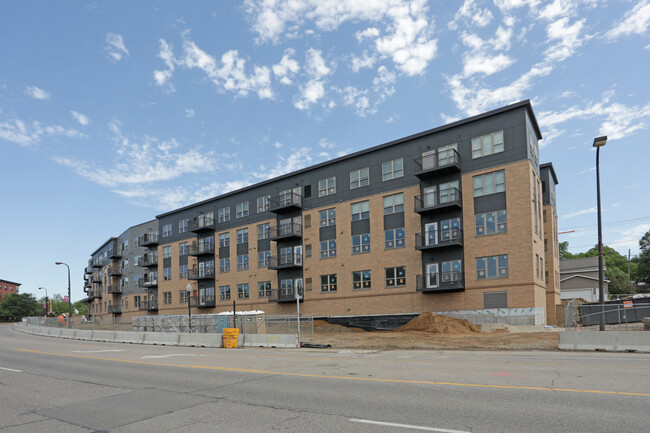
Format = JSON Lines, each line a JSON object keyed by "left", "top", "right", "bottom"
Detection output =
{"left": 84, "top": 100, "right": 560, "bottom": 325}
{"left": 0, "top": 279, "right": 20, "bottom": 301}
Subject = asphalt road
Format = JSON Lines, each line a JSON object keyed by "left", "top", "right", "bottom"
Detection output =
{"left": 1, "top": 324, "right": 649, "bottom": 433}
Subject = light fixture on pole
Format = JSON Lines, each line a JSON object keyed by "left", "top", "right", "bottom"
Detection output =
{"left": 55, "top": 262, "right": 72, "bottom": 329}
{"left": 38, "top": 287, "right": 48, "bottom": 317}
{"left": 593, "top": 135, "right": 607, "bottom": 331}
{"left": 186, "top": 283, "right": 192, "bottom": 333}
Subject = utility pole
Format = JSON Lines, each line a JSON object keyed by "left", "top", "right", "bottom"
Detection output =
{"left": 628, "top": 249, "right": 631, "bottom": 280}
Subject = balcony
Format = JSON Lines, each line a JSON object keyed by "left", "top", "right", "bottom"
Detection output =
{"left": 91, "top": 259, "right": 103, "bottom": 268}
{"left": 270, "top": 192, "right": 302, "bottom": 213}
{"left": 140, "top": 255, "right": 158, "bottom": 267}
{"left": 89, "top": 290, "right": 102, "bottom": 300}
{"left": 188, "top": 268, "right": 216, "bottom": 280}
{"left": 416, "top": 272, "right": 464, "bottom": 293}
{"left": 139, "top": 233, "right": 159, "bottom": 247}
{"left": 84, "top": 280, "right": 91, "bottom": 289}
{"left": 138, "top": 300, "right": 158, "bottom": 311}
{"left": 85, "top": 266, "right": 93, "bottom": 275}
{"left": 192, "top": 295, "right": 216, "bottom": 308}
{"left": 138, "top": 278, "right": 158, "bottom": 288}
{"left": 109, "top": 305, "right": 122, "bottom": 314}
{"left": 414, "top": 188, "right": 462, "bottom": 214}
{"left": 269, "top": 286, "right": 303, "bottom": 303}
{"left": 270, "top": 223, "right": 302, "bottom": 241}
{"left": 108, "top": 266, "right": 122, "bottom": 276}
{"left": 415, "top": 228, "right": 463, "bottom": 250}
{"left": 188, "top": 242, "right": 215, "bottom": 256}
{"left": 91, "top": 274, "right": 103, "bottom": 284}
{"left": 268, "top": 254, "right": 303, "bottom": 270}
{"left": 189, "top": 216, "right": 215, "bottom": 233}
{"left": 108, "top": 249, "right": 122, "bottom": 259}
{"left": 107, "top": 285, "right": 122, "bottom": 295}
{"left": 413, "top": 148, "right": 461, "bottom": 178}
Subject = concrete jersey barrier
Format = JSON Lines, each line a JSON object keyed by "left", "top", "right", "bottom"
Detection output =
{"left": 559, "top": 331, "right": 650, "bottom": 353}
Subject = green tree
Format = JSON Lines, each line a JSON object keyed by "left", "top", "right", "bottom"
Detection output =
{"left": 0, "top": 293, "right": 40, "bottom": 320}
{"left": 559, "top": 241, "right": 574, "bottom": 260}
{"left": 73, "top": 301, "right": 88, "bottom": 315}
{"left": 571, "top": 245, "right": 636, "bottom": 295}
{"left": 638, "top": 230, "right": 650, "bottom": 287}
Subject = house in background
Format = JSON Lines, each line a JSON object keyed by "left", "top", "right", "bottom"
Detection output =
{"left": 560, "top": 257, "right": 609, "bottom": 302}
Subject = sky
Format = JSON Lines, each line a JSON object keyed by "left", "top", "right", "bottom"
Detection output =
{"left": 1, "top": 0, "right": 649, "bottom": 303}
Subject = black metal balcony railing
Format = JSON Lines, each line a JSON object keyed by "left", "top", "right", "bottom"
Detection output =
{"left": 108, "top": 249, "right": 122, "bottom": 259}
{"left": 140, "top": 255, "right": 158, "bottom": 267}
{"left": 188, "top": 242, "right": 216, "bottom": 256}
{"left": 108, "top": 266, "right": 122, "bottom": 276}
{"left": 270, "top": 192, "right": 302, "bottom": 213}
{"left": 269, "top": 286, "right": 304, "bottom": 303}
{"left": 110, "top": 305, "right": 122, "bottom": 314}
{"left": 89, "top": 290, "right": 102, "bottom": 299}
{"left": 107, "top": 285, "right": 122, "bottom": 295}
{"left": 85, "top": 266, "right": 93, "bottom": 275}
{"left": 138, "top": 300, "right": 158, "bottom": 311}
{"left": 91, "top": 274, "right": 103, "bottom": 284}
{"left": 84, "top": 280, "right": 92, "bottom": 289}
{"left": 416, "top": 272, "right": 464, "bottom": 292}
{"left": 189, "top": 216, "right": 216, "bottom": 233}
{"left": 91, "top": 259, "right": 103, "bottom": 268}
{"left": 139, "top": 233, "right": 159, "bottom": 247}
{"left": 269, "top": 223, "right": 302, "bottom": 240}
{"left": 192, "top": 295, "right": 216, "bottom": 308}
{"left": 413, "top": 148, "right": 461, "bottom": 177}
{"left": 415, "top": 228, "right": 463, "bottom": 250}
{"left": 268, "top": 254, "right": 303, "bottom": 270}
{"left": 138, "top": 278, "right": 158, "bottom": 288}
{"left": 414, "top": 188, "right": 462, "bottom": 213}
{"left": 188, "top": 268, "right": 216, "bottom": 280}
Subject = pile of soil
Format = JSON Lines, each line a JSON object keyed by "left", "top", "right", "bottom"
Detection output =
{"left": 313, "top": 320, "right": 366, "bottom": 333}
{"left": 395, "top": 313, "right": 482, "bottom": 334}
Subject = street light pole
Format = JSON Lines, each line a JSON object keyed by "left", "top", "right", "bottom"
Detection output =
{"left": 38, "top": 287, "right": 48, "bottom": 317}
{"left": 593, "top": 136, "right": 607, "bottom": 331}
{"left": 186, "top": 283, "right": 192, "bottom": 333}
{"left": 55, "top": 262, "right": 72, "bottom": 329}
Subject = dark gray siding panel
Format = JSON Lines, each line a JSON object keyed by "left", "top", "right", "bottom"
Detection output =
{"left": 474, "top": 193, "right": 507, "bottom": 214}
{"left": 219, "top": 246, "right": 230, "bottom": 258}
{"left": 384, "top": 213, "right": 405, "bottom": 230}
{"left": 257, "top": 239, "right": 270, "bottom": 252}
{"left": 484, "top": 291, "right": 508, "bottom": 309}
{"left": 319, "top": 226, "right": 337, "bottom": 241}
{"left": 351, "top": 219, "right": 371, "bottom": 236}
{"left": 236, "top": 243, "right": 248, "bottom": 256}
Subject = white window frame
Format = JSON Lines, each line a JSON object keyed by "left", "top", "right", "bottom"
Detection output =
{"left": 350, "top": 167, "right": 369, "bottom": 189}
{"left": 471, "top": 131, "right": 504, "bottom": 159}
{"left": 318, "top": 176, "right": 336, "bottom": 197}
{"left": 473, "top": 170, "right": 505, "bottom": 197}
{"left": 382, "top": 158, "right": 403, "bottom": 181}
{"left": 218, "top": 207, "right": 230, "bottom": 223}
{"left": 351, "top": 200, "right": 370, "bottom": 221}
{"left": 236, "top": 202, "right": 249, "bottom": 218}
{"left": 383, "top": 193, "right": 404, "bottom": 215}
{"left": 257, "top": 195, "right": 270, "bottom": 213}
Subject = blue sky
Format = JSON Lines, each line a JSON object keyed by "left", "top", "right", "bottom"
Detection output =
{"left": 1, "top": 0, "right": 649, "bottom": 302}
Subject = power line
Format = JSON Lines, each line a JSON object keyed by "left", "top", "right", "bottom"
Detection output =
{"left": 559, "top": 215, "right": 650, "bottom": 232}
{"left": 566, "top": 239, "right": 640, "bottom": 249}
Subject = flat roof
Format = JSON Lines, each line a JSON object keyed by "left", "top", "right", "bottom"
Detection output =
{"left": 540, "top": 162, "right": 558, "bottom": 185}
{"left": 157, "top": 99, "right": 540, "bottom": 218}
{"left": 0, "top": 279, "right": 21, "bottom": 286}
{"left": 91, "top": 237, "right": 118, "bottom": 257}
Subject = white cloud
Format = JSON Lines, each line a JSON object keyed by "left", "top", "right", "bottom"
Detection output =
{"left": 70, "top": 111, "right": 90, "bottom": 126}
{"left": 293, "top": 49, "right": 333, "bottom": 110}
{"left": 577, "top": 167, "right": 595, "bottom": 175}
{"left": 25, "top": 85, "right": 50, "bottom": 100}
{"left": 273, "top": 141, "right": 283, "bottom": 148}
{"left": 105, "top": 33, "right": 129, "bottom": 61}
{"left": 185, "top": 108, "right": 195, "bottom": 118}
{"left": 606, "top": 0, "right": 650, "bottom": 40}
{"left": 246, "top": 0, "right": 438, "bottom": 76}
{"left": 449, "top": 0, "right": 494, "bottom": 30}
{"left": 318, "top": 138, "right": 335, "bottom": 149}
{"left": 256, "top": 146, "right": 314, "bottom": 179}
{"left": 0, "top": 118, "right": 86, "bottom": 147}
{"left": 463, "top": 53, "right": 514, "bottom": 76}
{"left": 350, "top": 51, "right": 377, "bottom": 72}
{"left": 544, "top": 17, "right": 586, "bottom": 62}
{"left": 153, "top": 39, "right": 176, "bottom": 89}
{"left": 563, "top": 207, "right": 596, "bottom": 219}
{"left": 272, "top": 48, "right": 300, "bottom": 85}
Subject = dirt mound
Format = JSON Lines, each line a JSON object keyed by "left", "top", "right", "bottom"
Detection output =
{"left": 395, "top": 313, "right": 482, "bottom": 334}
{"left": 313, "top": 320, "right": 366, "bottom": 333}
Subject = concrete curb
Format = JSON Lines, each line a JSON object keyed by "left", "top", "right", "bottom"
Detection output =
{"left": 559, "top": 331, "right": 650, "bottom": 353}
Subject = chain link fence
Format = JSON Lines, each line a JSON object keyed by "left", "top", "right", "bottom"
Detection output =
{"left": 565, "top": 303, "right": 650, "bottom": 331}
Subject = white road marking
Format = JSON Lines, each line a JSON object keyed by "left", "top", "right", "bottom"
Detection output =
{"left": 350, "top": 418, "right": 471, "bottom": 432}
{"left": 0, "top": 366, "right": 22, "bottom": 372}
{"left": 72, "top": 349, "right": 124, "bottom": 353}
{"left": 141, "top": 354, "right": 201, "bottom": 359}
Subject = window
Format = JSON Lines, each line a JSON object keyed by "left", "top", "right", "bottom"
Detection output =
{"left": 385, "top": 228, "right": 405, "bottom": 249}
{"left": 351, "top": 200, "right": 370, "bottom": 221}
{"left": 134, "top": 295, "right": 141, "bottom": 309}
{"left": 179, "top": 290, "right": 188, "bottom": 304}
{"left": 236, "top": 202, "right": 249, "bottom": 218}
{"left": 319, "top": 208, "right": 336, "bottom": 227}
{"left": 124, "top": 298, "right": 128, "bottom": 310}
{"left": 237, "top": 228, "right": 248, "bottom": 244}
{"left": 441, "top": 260, "right": 462, "bottom": 282}
{"left": 258, "top": 250, "right": 270, "bottom": 267}
{"left": 440, "top": 218, "right": 461, "bottom": 241}
{"left": 219, "top": 232, "right": 230, "bottom": 247}
{"left": 219, "top": 258, "right": 230, "bottom": 273}
{"left": 321, "top": 274, "right": 337, "bottom": 293}
{"left": 476, "top": 255, "right": 508, "bottom": 279}
{"left": 439, "top": 181, "right": 459, "bottom": 203}
{"left": 350, "top": 167, "right": 369, "bottom": 189}
{"left": 382, "top": 158, "right": 403, "bottom": 181}
{"left": 257, "top": 195, "right": 270, "bottom": 213}
{"left": 536, "top": 254, "right": 540, "bottom": 279}
{"left": 352, "top": 234, "right": 370, "bottom": 254}
{"left": 179, "top": 242, "right": 189, "bottom": 256}
{"left": 163, "top": 267, "right": 172, "bottom": 280}
{"left": 237, "top": 254, "right": 249, "bottom": 270}
{"left": 257, "top": 223, "right": 270, "bottom": 240}
{"left": 178, "top": 219, "right": 189, "bottom": 234}
{"left": 163, "top": 292, "right": 172, "bottom": 305}
{"left": 163, "top": 246, "right": 171, "bottom": 259}
{"left": 179, "top": 264, "right": 188, "bottom": 279}
{"left": 258, "top": 281, "right": 272, "bottom": 297}
{"left": 320, "top": 239, "right": 337, "bottom": 258}
{"left": 352, "top": 270, "right": 372, "bottom": 290}
{"left": 473, "top": 170, "right": 505, "bottom": 197}
{"left": 162, "top": 223, "right": 172, "bottom": 237}
{"left": 218, "top": 207, "right": 230, "bottom": 223}
{"left": 385, "top": 266, "right": 406, "bottom": 287}
{"left": 304, "top": 214, "right": 311, "bottom": 228}
{"left": 475, "top": 210, "right": 507, "bottom": 236}
{"left": 123, "top": 259, "right": 129, "bottom": 269}
{"left": 383, "top": 193, "right": 404, "bottom": 215}
{"left": 471, "top": 130, "right": 504, "bottom": 159}
{"left": 318, "top": 176, "right": 336, "bottom": 197}
{"left": 219, "top": 285, "right": 231, "bottom": 301}
{"left": 238, "top": 283, "right": 250, "bottom": 299}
